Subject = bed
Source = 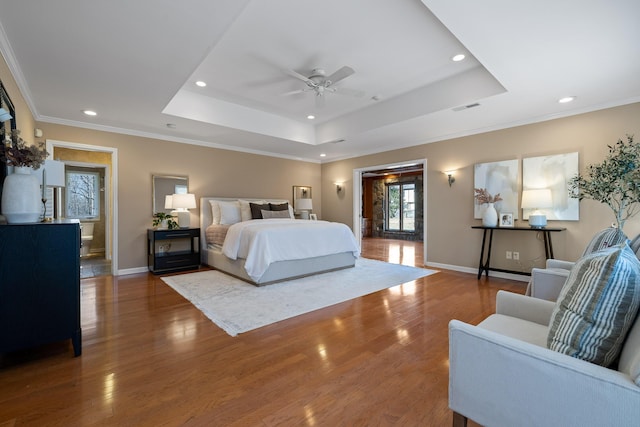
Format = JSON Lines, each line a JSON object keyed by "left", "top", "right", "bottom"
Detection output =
{"left": 199, "top": 197, "right": 359, "bottom": 286}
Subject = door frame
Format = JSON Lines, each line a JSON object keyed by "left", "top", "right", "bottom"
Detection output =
{"left": 352, "top": 158, "right": 428, "bottom": 265}
{"left": 46, "top": 139, "right": 118, "bottom": 275}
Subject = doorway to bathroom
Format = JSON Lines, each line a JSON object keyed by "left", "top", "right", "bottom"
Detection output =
{"left": 46, "top": 139, "right": 118, "bottom": 278}
{"left": 63, "top": 163, "right": 110, "bottom": 278}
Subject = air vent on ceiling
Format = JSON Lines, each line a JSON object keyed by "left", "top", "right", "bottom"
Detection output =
{"left": 452, "top": 103, "right": 481, "bottom": 112}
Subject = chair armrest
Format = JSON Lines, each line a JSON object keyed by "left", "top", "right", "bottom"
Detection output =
{"left": 545, "top": 259, "right": 574, "bottom": 270}
{"left": 449, "top": 320, "right": 640, "bottom": 427}
{"left": 529, "top": 268, "right": 570, "bottom": 301}
{"left": 495, "top": 290, "right": 556, "bottom": 325}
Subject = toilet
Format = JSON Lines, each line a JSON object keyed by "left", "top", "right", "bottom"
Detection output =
{"left": 80, "top": 222, "right": 94, "bottom": 257}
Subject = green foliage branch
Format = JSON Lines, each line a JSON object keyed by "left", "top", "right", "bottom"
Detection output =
{"left": 569, "top": 135, "right": 640, "bottom": 230}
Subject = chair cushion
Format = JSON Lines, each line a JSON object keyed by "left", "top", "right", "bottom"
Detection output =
{"left": 630, "top": 233, "right": 640, "bottom": 259}
{"left": 547, "top": 242, "right": 640, "bottom": 367}
{"left": 581, "top": 227, "right": 628, "bottom": 257}
{"left": 479, "top": 314, "right": 549, "bottom": 348}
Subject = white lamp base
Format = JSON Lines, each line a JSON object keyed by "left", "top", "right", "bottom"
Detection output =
{"left": 528, "top": 214, "right": 547, "bottom": 228}
{"left": 175, "top": 210, "right": 190, "bottom": 228}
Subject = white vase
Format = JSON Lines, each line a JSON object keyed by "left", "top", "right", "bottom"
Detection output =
{"left": 1, "top": 166, "right": 42, "bottom": 223}
{"left": 482, "top": 203, "right": 498, "bottom": 227}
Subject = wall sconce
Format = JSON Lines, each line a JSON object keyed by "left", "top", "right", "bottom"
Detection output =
{"left": 444, "top": 170, "right": 456, "bottom": 187}
{"left": 336, "top": 183, "right": 343, "bottom": 193}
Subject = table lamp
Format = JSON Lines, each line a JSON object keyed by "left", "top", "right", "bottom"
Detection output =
{"left": 521, "top": 189, "right": 552, "bottom": 228}
{"left": 171, "top": 193, "right": 196, "bottom": 228}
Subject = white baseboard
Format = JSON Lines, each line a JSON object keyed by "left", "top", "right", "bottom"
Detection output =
{"left": 425, "top": 262, "right": 530, "bottom": 283}
{"left": 117, "top": 266, "right": 148, "bottom": 276}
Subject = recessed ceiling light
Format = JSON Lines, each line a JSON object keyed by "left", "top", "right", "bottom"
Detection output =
{"left": 558, "top": 96, "right": 576, "bottom": 103}
{"left": 83, "top": 110, "right": 97, "bottom": 116}
{"left": 452, "top": 54, "right": 466, "bottom": 62}
{"left": 307, "top": 115, "right": 315, "bottom": 120}
{"left": 195, "top": 81, "right": 207, "bottom": 87}
{"left": 320, "top": 153, "right": 326, "bottom": 157}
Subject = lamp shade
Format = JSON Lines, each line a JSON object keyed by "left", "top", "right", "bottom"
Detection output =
{"left": 164, "top": 195, "right": 173, "bottom": 209}
{"left": 296, "top": 198, "right": 313, "bottom": 211}
{"left": 37, "top": 160, "right": 66, "bottom": 187}
{"left": 521, "top": 189, "right": 552, "bottom": 209}
{"left": 171, "top": 193, "right": 196, "bottom": 210}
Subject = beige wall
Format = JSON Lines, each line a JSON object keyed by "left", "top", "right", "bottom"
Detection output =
{"left": 4, "top": 50, "right": 640, "bottom": 274}
{"left": 321, "top": 103, "right": 640, "bottom": 274}
{"left": 36, "top": 123, "right": 321, "bottom": 271}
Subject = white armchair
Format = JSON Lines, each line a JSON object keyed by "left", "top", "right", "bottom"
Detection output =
{"left": 526, "top": 228, "right": 631, "bottom": 301}
{"left": 449, "top": 291, "right": 640, "bottom": 427}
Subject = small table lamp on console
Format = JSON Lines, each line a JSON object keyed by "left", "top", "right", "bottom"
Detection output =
{"left": 521, "top": 189, "right": 552, "bottom": 228}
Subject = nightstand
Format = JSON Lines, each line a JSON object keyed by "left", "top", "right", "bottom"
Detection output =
{"left": 148, "top": 228, "right": 200, "bottom": 274}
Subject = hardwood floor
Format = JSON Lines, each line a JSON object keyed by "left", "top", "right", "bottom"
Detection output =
{"left": 0, "top": 238, "right": 525, "bottom": 426}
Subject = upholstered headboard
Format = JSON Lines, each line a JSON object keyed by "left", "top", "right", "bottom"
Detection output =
{"left": 199, "top": 197, "right": 291, "bottom": 254}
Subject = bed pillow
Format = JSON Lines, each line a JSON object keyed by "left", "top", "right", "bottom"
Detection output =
{"left": 249, "top": 202, "right": 270, "bottom": 219}
{"left": 261, "top": 209, "right": 291, "bottom": 219}
{"left": 238, "top": 199, "right": 266, "bottom": 222}
{"left": 209, "top": 200, "right": 221, "bottom": 225}
{"left": 269, "top": 202, "right": 289, "bottom": 211}
{"left": 547, "top": 242, "right": 640, "bottom": 367}
{"left": 219, "top": 200, "right": 242, "bottom": 225}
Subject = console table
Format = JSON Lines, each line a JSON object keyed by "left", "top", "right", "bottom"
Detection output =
{"left": 472, "top": 225, "right": 566, "bottom": 279}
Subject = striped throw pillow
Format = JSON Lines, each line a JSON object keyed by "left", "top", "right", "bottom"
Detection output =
{"left": 581, "top": 227, "right": 628, "bottom": 257}
{"left": 547, "top": 242, "right": 640, "bottom": 367}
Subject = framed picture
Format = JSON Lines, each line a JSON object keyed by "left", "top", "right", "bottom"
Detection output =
{"left": 474, "top": 159, "right": 519, "bottom": 219}
{"left": 309, "top": 213, "right": 317, "bottom": 221}
{"left": 522, "top": 152, "right": 579, "bottom": 221}
{"left": 499, "top": 212, "right": 514, "bottom": 227}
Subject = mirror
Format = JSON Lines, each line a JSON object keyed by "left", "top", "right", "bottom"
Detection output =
{"left": 292, "top": 185, "right": 312, "bottom": 218}
{"left": 0, "top": 80, "right": 16, "bottom": 212}
{"left": 152, "top": 175, "right": 188, "bottom": 214}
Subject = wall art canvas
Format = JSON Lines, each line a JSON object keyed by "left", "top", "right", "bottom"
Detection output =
{"left": 522, "top": 152, "right": 579, "bottom": 221}
{"left": 474, "top": 159, "right": 519, "bottom": 219}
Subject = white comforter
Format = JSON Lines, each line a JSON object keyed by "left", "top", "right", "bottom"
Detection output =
{"left": 222, "top": 219, "right": 360, "bottom": 281}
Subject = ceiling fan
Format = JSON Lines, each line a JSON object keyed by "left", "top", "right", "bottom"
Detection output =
{"left": 281, "top": 66, "right": 364, "bottom": 107}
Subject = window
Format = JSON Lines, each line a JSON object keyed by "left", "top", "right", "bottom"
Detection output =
{"left": 386, "top": 182, "right": 415, "bottom": 231}
{"left": 66, "top": 171, "right": 100, "bottom": 219}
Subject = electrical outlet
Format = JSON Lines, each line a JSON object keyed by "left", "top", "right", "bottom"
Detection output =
{"left": 513, "top": 252, "right": 520, "bottom": 260}
{"left": 506, "top": 251, "right": 512, "bottom": 260}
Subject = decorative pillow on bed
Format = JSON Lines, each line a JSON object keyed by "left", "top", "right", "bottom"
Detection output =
{"left": 547, "top": 242, "right": 640, "bottom": 367}
{"left": 269, "top": 202, "right": 289, "bottom": 211}
{"left": 209, "top": 200, "right": 221, "bottom": 225}
{"left": 238, "top": 199, "right": 266, "bottom": 222}
{"left": 249, "top": 202, "right": 270, "bottom": 219}
{"left": 261, "top": 209, "right": 291, "bottom": 219}
{"left": 219, "top": 200, "right": 242, "bottom": 225}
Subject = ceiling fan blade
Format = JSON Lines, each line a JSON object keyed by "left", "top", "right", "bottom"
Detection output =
{"left": 333, "top": 87, "right": 365, "bottom": 98}
{"left": 280, "top": 89, "right": 306, "bottom": 97}
{"left": 283, "top": 68, "right": 313, "bottom": 84}
{"left": 325, "top": 66, "right": 355, "bottom": 85}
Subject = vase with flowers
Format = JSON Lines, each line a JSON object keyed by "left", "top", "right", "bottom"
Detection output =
{"left": 1, "top": 130, "right": 48, "bottom": 223}
{"left": 475, "top": 188, "right": 503, "bottom": 227}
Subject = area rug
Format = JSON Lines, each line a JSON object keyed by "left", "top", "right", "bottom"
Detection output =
{"left": 161, "top": 258, "right": 438, "bottom": 336}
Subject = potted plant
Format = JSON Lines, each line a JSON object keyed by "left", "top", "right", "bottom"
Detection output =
{"left": 152, "top": 212, "right": 179, "bottom": 230}
{"left": 1, "top": 130, "right": 48, "bottom": 170}
{"left": 569, "top": 135, "right": 640, "bottom": 230}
